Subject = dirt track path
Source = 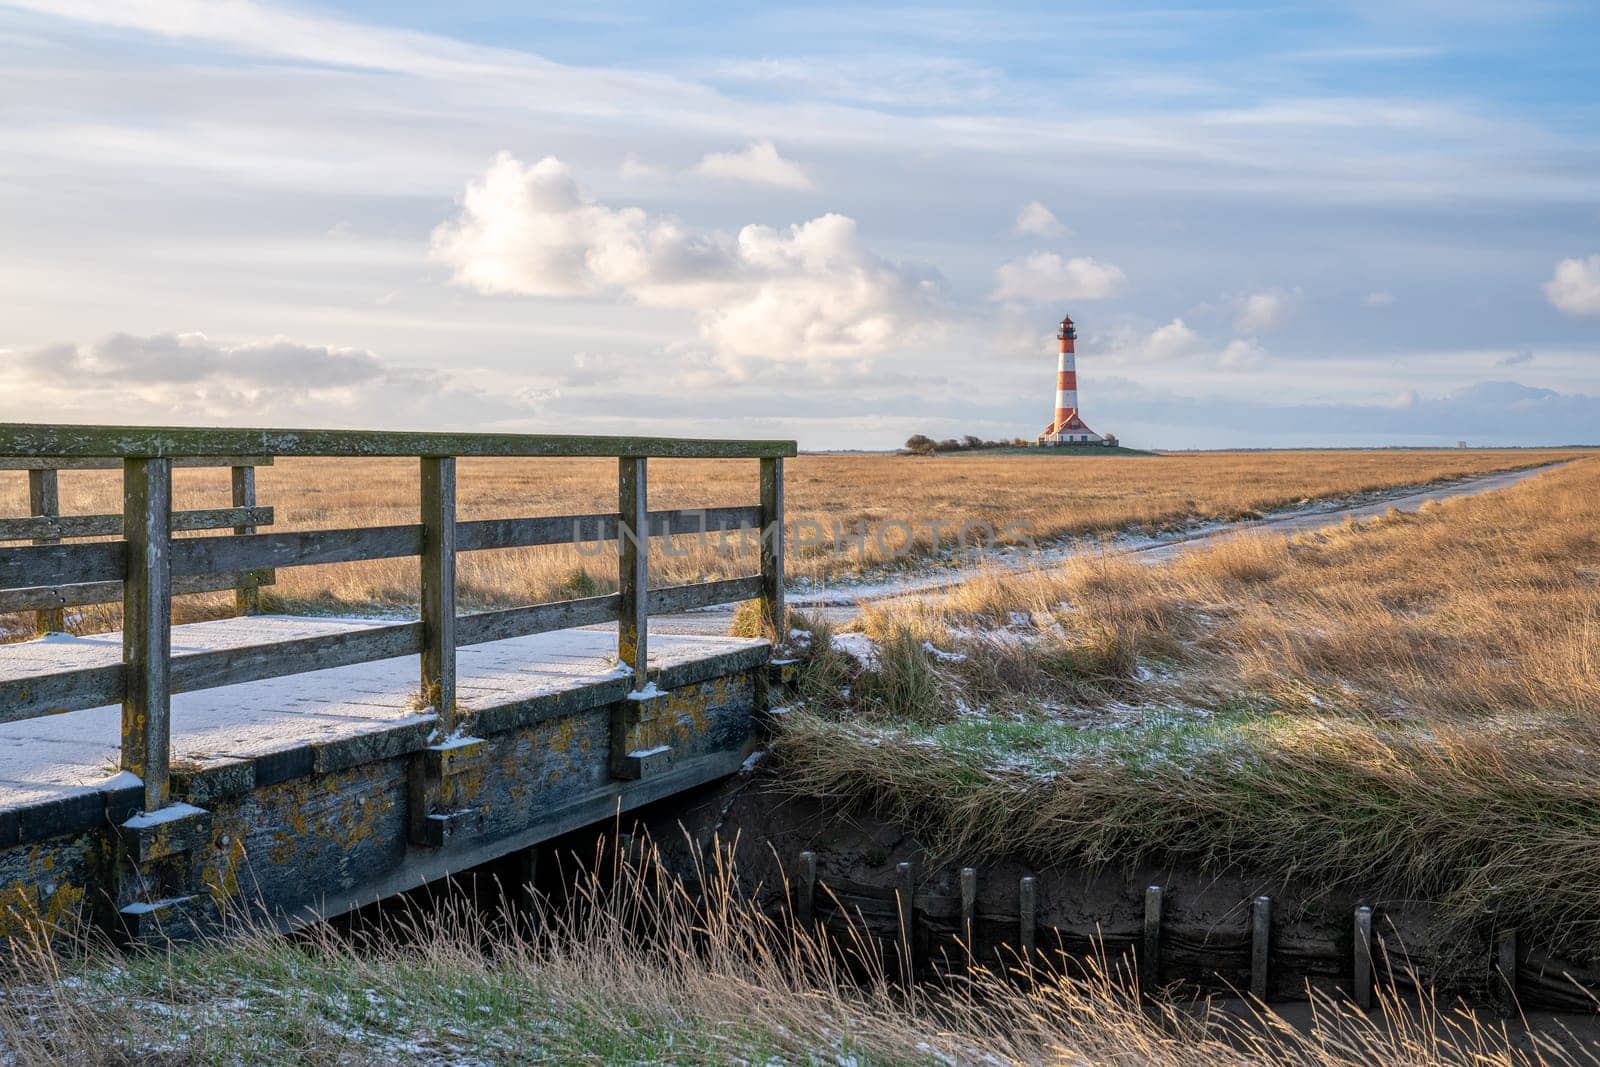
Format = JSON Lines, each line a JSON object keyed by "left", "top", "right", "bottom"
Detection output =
{"left": 654, "top": 461, "right": 1567, "bottom": 635}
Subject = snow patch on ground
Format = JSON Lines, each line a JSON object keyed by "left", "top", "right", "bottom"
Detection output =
{"left": 830, "top": 632, "right": 880, "bottom": 671}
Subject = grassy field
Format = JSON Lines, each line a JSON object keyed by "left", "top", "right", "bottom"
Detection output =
{"left": 775, "top": 456, "right": 1600, "bottom": 969}
{"left": 3, "top": 838, "right": 1584, "bottom": 1066}
{"left": 0, "top": 448, "right": 1580, "bottom": 638}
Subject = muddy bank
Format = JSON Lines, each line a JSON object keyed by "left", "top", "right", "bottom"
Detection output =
{"left": 643, "top": 767, "right": 1600, "bottom": 1013}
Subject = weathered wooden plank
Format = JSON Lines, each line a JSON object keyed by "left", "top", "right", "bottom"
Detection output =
{"left": 1353, "top": 904, "right": 1374, "bottom": 1010}
{"left": 959, "top": 866, "right": 977, "bottom": 966}
{"left": 0, "top": 541, "right": 124, "bottom": 590}
{"left": 455, "top": 506, "right": 760, "bottom": 553}
{"left": 168, "top": 524, "right": 423, "bottom": 577}
{"left": 456, "top": 594, "right": 621, "bottom": 647}
{"left": 759, "top": 457, "right": 784, "bottom": 638}
{"left": 617, "top": 458, "right": 648, "bottom": 690}
{"left": 896, "top": 861, "right": 915, "bottom": 983}
{"left": 797, "top": 850, "right": 817, "bottom": 926}
{"left": 0, "top": 506, "right": 275, "bottom": 543}
{"left": 3, "top": 509, "right": 755, "bottom": 587}
{"left": 1019, "top": 875, "right": 1037, "bottom": 963}
{"left": 27, "top": 468, "right": 64, "bottom": 634}
{"left": 419, "top": 457, "right": 457, "bottom": 730}
{"left": 645, "top": 575, "right": 762, "bottom": 614}
{"left": 1142, "top": 884, "right": 1163, "bottom": 991}
{"left": 168, "top": 622, "right": 424, "bottom": 694}
{"left": 0, "top": 455, "right": 273, "bottom": 471}
{"left": 0, "top": 423, "right": 797, "bottom": 460}
{"left": 0, "top": 570, "right": 275, "bottom": 615}
{"left": 231, "top": 466, "right": 262, "bottom": 615}
{"left": 1251, "top": 895, "right": 1272, "bottom": 1000}
{"left": 0, "top": 663, "right": 124, "bottom": 722}
{"left": 123, "top": 458, "right": 173, "bottom": 812}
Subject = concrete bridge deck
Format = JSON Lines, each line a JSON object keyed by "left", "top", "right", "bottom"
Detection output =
{"left": 0, "top": 616, "right": 764, "bottom": 821}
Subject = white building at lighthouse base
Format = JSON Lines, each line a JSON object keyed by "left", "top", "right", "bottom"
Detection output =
{"left": 1038, "top": 423, "right": 1104, "bottom": 446}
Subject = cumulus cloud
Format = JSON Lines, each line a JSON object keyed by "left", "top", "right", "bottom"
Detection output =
{"left": 618, "top": 154, "right": 666, "bottom": 182}
{"left": 1233, "top": 287, "right": 1300, "bottom": 333}
{"left": 1088, "top": 317, "right": 1201, "bottom": 363}
{"left": 1, "top": 332, "right": 540, "bottom": 427}
{"left": 1364, "top": 290, "right": 1396, "bottom": 307}
{"left": 1219, "top": 337, "right": 1270, "bottom": 369}
{"left": 430, "top": 153, "right": 942, "bottom": 363}
{"left": 1498, "top": 349, "right": 1534, "bottom": 367}
{"left": 1013, "top": 201, "right": 1065, "bottom": 238}
{"left": 991, "top": 252, "right": 1128, "bottom": 303}
{"left": 1544, "top": 255, "right": 1600, "bottom": 317}
{"left": 691, "top": 140, "right": 814, "bottom": 190}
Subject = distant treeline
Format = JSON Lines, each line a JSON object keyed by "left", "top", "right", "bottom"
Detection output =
{"left": 901, "top": 434, "right": 1028, "bottom": 455}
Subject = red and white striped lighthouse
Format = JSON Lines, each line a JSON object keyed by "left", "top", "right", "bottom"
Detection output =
{"left": 1038, "top": 313, "right": 1104, "bottom": 446}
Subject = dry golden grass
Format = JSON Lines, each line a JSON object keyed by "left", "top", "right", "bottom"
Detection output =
{"left": 775, "top": 458, "right": 1600, "bottom": 968}
{"left": 3, "top": 834, "right": 1587, "bottom": 1065}
{"left": 0, "top": 448, "right": 1581, "bottom": 638}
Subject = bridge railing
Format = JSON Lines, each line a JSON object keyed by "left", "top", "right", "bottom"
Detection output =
{"left": 0, "top": 424, "right": 794, "bottom": 813}
{"left": 0, "top": 454, "right": 276, "bottom": 631}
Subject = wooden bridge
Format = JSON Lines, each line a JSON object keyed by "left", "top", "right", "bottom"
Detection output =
{"left": 0, "top": 424, "right": 793, "bottom": 941}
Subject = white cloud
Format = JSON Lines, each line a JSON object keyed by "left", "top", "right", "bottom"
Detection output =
{"left": 618, "top": 154, "right": 666, "bottom": 182}
{"left": 1091, "top": 317, "right": 1201, "bottom": 363}
{"left": 1364, "top": 290, "right": 1396, "bottom": 307}
{"left": 430, "top": 153, "right": 941, "bottom": 362}
{"left": 1219, "top": 338, "right": 1270, "bottom": 369}
{"left": 691, "top": 141, "right": 814, "bottom": 191}
{"left": 1013, "top": 201, "right": 1065, "bottom": 238}
{"left": 991, "top": 252, "right": 1128, "bottom": 303}
{"left": 1144, "top": 318, "right": 1201, "bottom": 360}
{"left": 1233, "top": 288, "right": 1300, "bottom": 333}
{"left": 1543, "top": 255, "right": 1600, "bottom": 317}
{"left": 1, "top": 331, "right": 538, "bottom": 426}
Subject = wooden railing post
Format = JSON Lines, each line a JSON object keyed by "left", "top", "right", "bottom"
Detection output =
{"left": 618, "top": 457, "right": 648, "bottom": 690}
{"left": 420, "top": 457, "right": 458, "bottom": 732}
{"left": 27, "top": 467, "right": 64, "bottom": 635}
{"left": 122, "top": 458, "right": 172, "bottom": 812}
{"left": 230, "top": 463, "right": 261, "bottom": 615}
{"left": 759, "top": 456, "right": 785, "bottom": 640}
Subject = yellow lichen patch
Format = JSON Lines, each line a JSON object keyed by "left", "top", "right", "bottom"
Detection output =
{"left": 200, "top": 831, "right": 248, "bottom": 909}
{"left": 0, "top": 878, "right": 87, "bottom": 945}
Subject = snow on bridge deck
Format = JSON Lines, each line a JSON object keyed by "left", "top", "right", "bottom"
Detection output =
{"left": 0, "top": 615, "right": 763, "bottom": 813}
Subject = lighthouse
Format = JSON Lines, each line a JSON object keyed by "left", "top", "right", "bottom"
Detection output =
{"left": 1037, "top": 314, "right": 1105, "bottom": 446}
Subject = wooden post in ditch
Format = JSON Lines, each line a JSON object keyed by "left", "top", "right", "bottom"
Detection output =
{"left": 27, "top": 468, "right": 64, "bottom": 635}
{"left": 420, "top": 456, "right": 458, "bottom": 731}
{"left": 1353, "top": 905, "right": 1375, "bottom": 1011}
{"left": 960, "top": 866, "right": 978, "bottom": 970}
{"left": 896, "top": 861, "right": 915, "bottom": 983}
{"left": 230, "top": 463, "right": 261, "bottom": 615}
{"left": 1494, "top": 927, "right": 1519, "bottom": 1016}
{"left": 618, "top": 457, "right": 649, "bottom": 690}
{"left": 1251, "top": 895, "right": 1273, "bottom": 1001}
{"left": 1142, "top": 885, "right": 1164, "bottom": 992}
{"left": 758, "top": 456, "right": 785, "bottom": 640}
{"left": 796, "top": 850, "right": 817, "bottom": 927}
{"left": 122, "top": 458, "right": 173, "bottom": 813}
{"left": 1018, "top": 875, "right": 1037, "bottom": 968}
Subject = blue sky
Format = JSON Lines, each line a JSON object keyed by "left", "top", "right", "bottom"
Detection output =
{"left": 1, "top": 0, "right": 1597, "bottom": 448}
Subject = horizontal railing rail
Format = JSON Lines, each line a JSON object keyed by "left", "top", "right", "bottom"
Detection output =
{"left": 0, "top": 505, "right": 275, "bottom": 543}
{"left": 0, "top": 456, "right": 273, "bottom": 471}
{"left": 0, "top": 423, "right": 790, "bottom": 815}
{"left": 1, "top": 450, "right": 274, "bottom": 629}
{"left": 0, "top": 424, "right": 795, "bottom": 460}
